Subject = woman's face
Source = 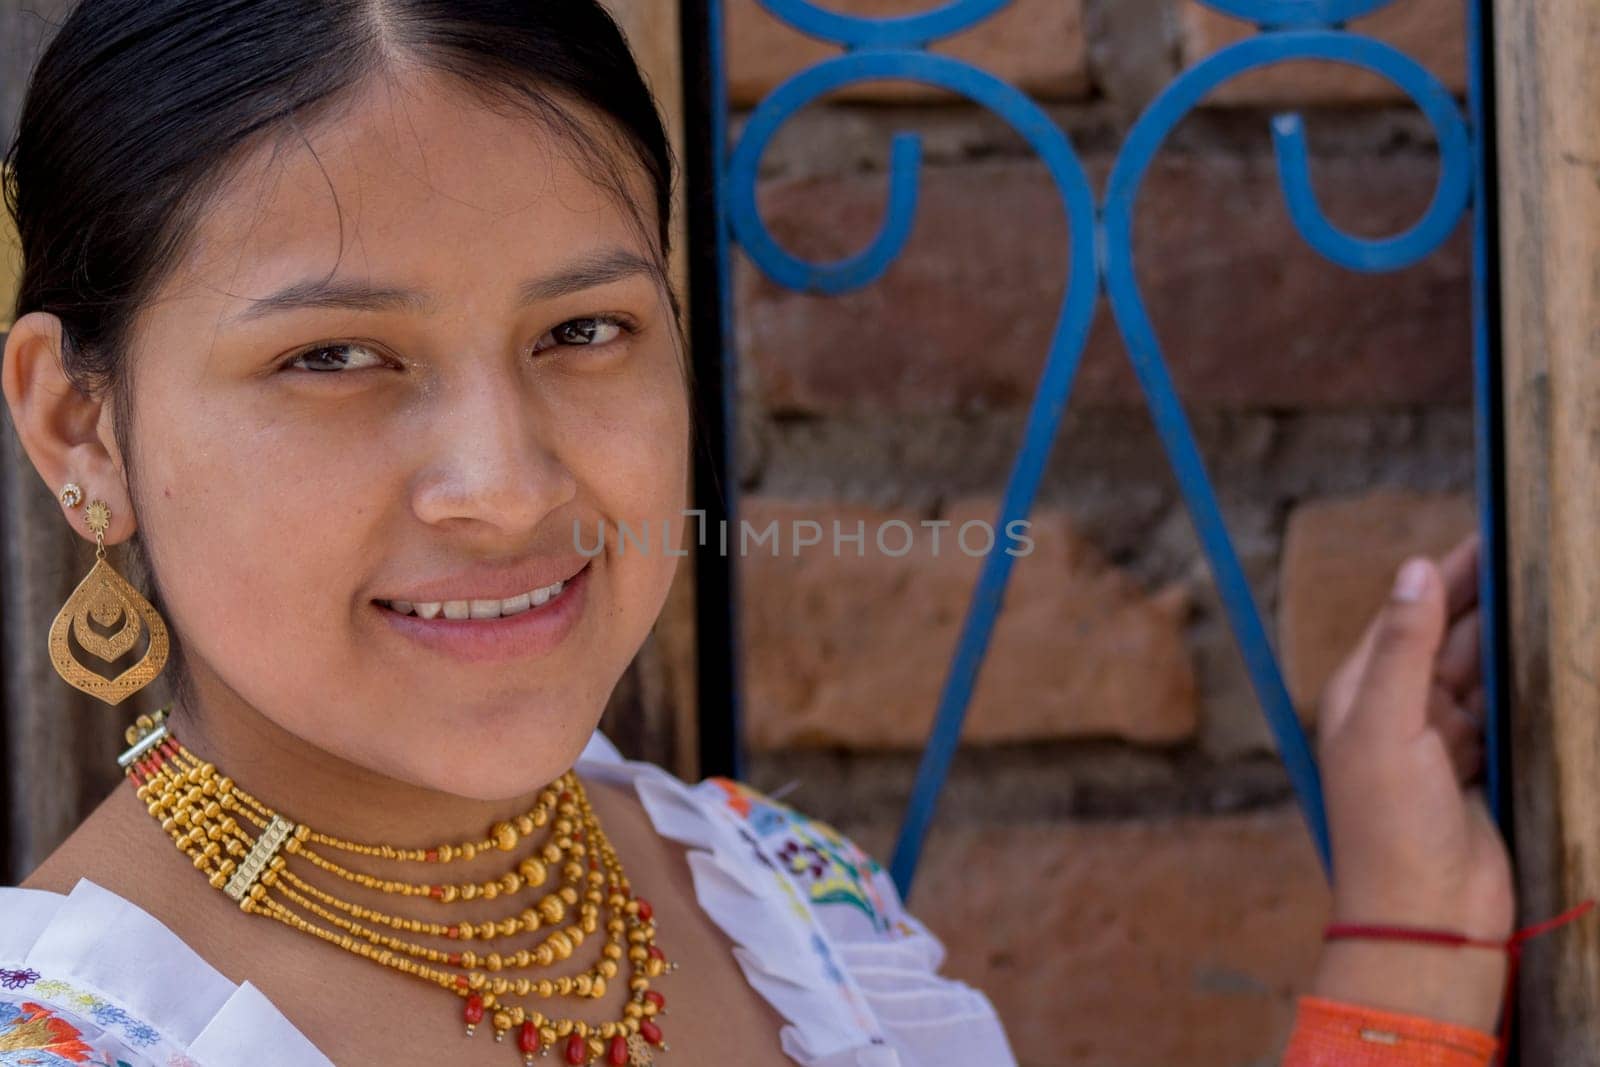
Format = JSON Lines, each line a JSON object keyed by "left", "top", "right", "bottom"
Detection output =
{"left": 118, "top": 70, "right": 688, "bottom": 797}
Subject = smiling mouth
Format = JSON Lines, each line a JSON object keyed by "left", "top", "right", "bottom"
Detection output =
{"left": 375, "top": 562, "right": 588, "bottom": 620}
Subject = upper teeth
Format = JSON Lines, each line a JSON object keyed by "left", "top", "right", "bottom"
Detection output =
{"left": 383, "top": 579, "right": 566, "bottom": 620}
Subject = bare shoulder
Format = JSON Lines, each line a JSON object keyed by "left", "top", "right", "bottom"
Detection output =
{"left": 12, "top": 778, "right": 262, "bottom": 982}
{"left": 16, "top": 779, "right": 176, "bottom": 904}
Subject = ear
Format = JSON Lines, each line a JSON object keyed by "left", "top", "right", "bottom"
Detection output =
{"left": 1, "top": 310, "right": 137, "bottom": 545}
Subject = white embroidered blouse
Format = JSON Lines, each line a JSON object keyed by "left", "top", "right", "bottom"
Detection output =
{"left": 0, "top": 729, "right": 1015, "bottom": 1066}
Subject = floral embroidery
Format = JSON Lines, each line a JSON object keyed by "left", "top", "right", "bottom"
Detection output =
{"left": 86, "top": 1007, "right": 131, "bottom": 1031}
{"left": 123, "top": 1027, "right": 158, "bottom": 1050}
{"left": 732, "top": 825, "right": 812, "bottom": 925}
{"left": 0, "top": 998, "right": 130, "bottom": 1066}
{"left": 0, "top": 966, "right": 164, "bottom": 1059}
{"left": 0, "top": 972, "right": 37, "bottom": 992}
{"left": 728, "top": 824, "right": 882, "bottom": 1038}
{"left": 809, "top": 932, "right": 846, "bottom": 987}
{"left": 707, "top": 778, "right": 895, "bottom": 933}
{"left": 26, "top": 982, "right": 71, "bottom": 1000}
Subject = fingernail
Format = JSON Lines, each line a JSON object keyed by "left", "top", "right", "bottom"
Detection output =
{"left": 1394, "top": 559, "right": 1430, "bottom": 602}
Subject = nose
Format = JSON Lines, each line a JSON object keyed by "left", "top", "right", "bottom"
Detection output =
{"left": 409, "top": 369, "right": 577, "bottom": 535}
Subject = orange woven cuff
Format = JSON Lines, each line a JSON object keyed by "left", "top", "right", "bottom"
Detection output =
{"left": 1282, "top": 995, "right": 1499, "bottom": 1067}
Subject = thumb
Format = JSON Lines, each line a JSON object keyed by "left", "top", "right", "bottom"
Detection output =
{"left": 1344, "top": 557, "right": 1448, "bottom": 743}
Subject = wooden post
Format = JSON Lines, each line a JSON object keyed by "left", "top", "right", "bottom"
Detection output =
{"left": 1496, "top": 0, "right": 1600, "bottom": 1060}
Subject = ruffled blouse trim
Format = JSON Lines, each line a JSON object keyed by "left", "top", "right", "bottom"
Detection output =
{"left": 573, "top": 732, "right": 1016, "bottom": 1067}
{"left": 0, "top": 878, "right": 334, "bottom": 1065}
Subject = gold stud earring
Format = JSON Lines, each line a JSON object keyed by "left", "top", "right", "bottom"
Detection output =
{"left": 47, "top": 494, "right": 169, "bottom": 705}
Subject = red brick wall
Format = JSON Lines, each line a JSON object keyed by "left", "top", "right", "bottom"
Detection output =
{"left": 725, "top": 2, "right": 1477, "bottom": 1064}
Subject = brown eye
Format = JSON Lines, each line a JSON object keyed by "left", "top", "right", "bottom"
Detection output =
{"left": 286, "top": 342, "right": 386, "bottom": 373}
{"left": 534, "top": 316, "right": 628, "bottom": 353}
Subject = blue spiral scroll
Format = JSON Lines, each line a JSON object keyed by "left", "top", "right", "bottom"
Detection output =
{"left": 722, "top": 0, "right": 1484, "bottom": 897}
{"left": 754, "top": 0, "right": 1009, "bottom": 47}
{"left": 1196, "top": 0, "right": 1399, "bottom": 28}
{"left": 728, "top": 47, "right": 1100, "bottom": 896}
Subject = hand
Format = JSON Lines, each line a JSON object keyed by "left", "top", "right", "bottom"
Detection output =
{"left": 1306, "top": 533, "right": 1514, "bottom": 1034}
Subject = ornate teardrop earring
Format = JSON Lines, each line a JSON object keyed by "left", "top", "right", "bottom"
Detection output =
{"left": 47, "top": 484, "right": 169, "bottom": 705}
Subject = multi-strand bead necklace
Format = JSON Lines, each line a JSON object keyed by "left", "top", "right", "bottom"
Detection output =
{"left": 118, "top": 707, "right": 675, "bottom": 1065}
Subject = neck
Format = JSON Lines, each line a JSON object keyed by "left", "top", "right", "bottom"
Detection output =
{"left": 137, "top": 670, "right": 597, "bottom": 931}
{"left": 154, "top": 670, "right": 570, "bottom": 853}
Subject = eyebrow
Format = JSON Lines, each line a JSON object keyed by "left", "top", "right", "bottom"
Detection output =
{"left": 223, "top": 248, "right": 662, "bottom": 325}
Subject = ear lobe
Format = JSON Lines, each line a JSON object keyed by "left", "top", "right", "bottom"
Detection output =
{"left": 2, "top": 310, "right": 133, "bottom": 541}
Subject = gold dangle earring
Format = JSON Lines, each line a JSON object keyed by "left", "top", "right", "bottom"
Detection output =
{"left": 47, "top": 483, "right": 169, "bottom": 705}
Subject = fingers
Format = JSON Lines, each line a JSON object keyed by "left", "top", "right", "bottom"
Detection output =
{"left": 1317, "top": 621, "right": 1379, "bottom": 747}
{"left": 1435, "top": 609, "right": 1483, "bottom": 697}
{"left": 1439, "top": 532, "right": 1481, "bottom": 620}
{"left": 1462, "top": 687, "right": 1487, "bottom": 731}
{"left": 1316, "top": 535, "right": 1480, "bottom": 748}
{"left": 1343, "top": 557, "right": 1448, "bottom": 743}
{"left": 1427, "top": 682, "right": 1486, "bottom": 784}
{"left": 1454, "top": 733, "right": 1486, "bottom": 783}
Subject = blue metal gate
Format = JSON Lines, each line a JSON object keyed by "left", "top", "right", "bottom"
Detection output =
{"left": 683, "top": 0, "right": 1507, "bottom": 899}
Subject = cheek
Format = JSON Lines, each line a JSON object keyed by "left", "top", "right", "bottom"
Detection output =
{"left": 559, "top": 360, "right": 690, "bottom": 600}
{"left": 601, "top": 394, "right": 688, "bottom": 519}
{"left": 132, "top": 396, "right": 385, "bottom": 656}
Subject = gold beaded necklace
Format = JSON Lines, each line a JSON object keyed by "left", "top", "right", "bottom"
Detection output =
{"left": 118, "top": 707, "right": 674, "bottom": 1066}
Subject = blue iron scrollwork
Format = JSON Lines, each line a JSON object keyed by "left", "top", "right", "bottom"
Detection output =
{"left": 1197, "top": 0, "right": 1399, "bottom": 28}
{"left": 753, "top": 0, "right": 1007, "bottom": 47}
{"left": 721, "top": 0, "right": 1486, "bottom": 896}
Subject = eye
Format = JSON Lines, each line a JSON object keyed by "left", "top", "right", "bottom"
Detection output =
{"left": 532, "top": 315, "right": 632, "bottom": 354}
{"left": 283, "top": 341, "right": 389, "bottom": 373}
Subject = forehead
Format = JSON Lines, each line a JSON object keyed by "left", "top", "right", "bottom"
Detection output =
{"left": 164, "top": 67, "right": 654, "bottom": 309}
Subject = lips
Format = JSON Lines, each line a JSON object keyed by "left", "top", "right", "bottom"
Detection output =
{"left": 374, "top": 556, "right": 591, "bottom": 608}
{"left": 373, "top": 560, "right": 591, "bottom": 664}
{"left": 376, "top": 572, "right": 572, "bottom": 621}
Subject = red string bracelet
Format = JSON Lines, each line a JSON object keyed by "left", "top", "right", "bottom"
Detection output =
{"left": 1323, "top": 897, "right": 1596, "bottom": 1067}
